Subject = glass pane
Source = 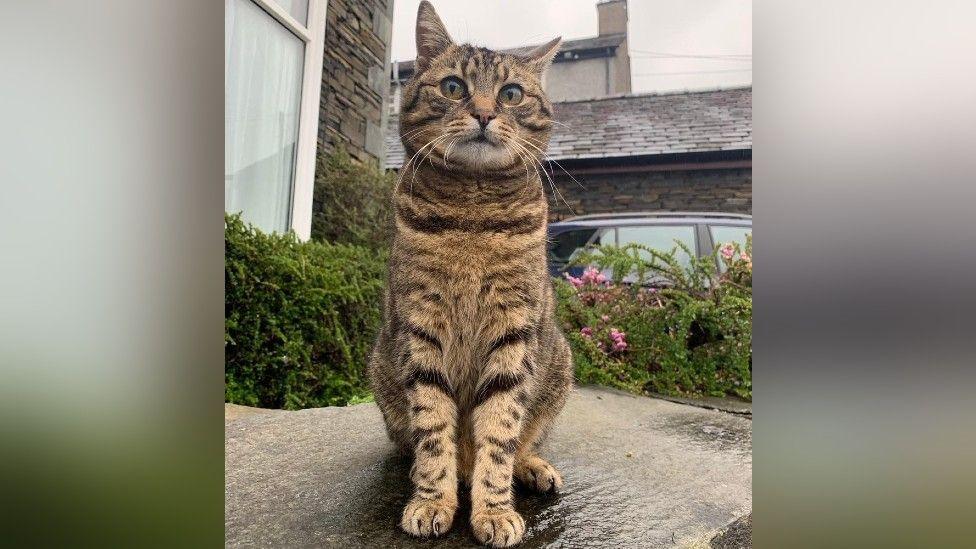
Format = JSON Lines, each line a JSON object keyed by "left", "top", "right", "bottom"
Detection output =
{"left": 711, "top": 225, "right": 752, "bottom": 272}
{"left": 710, "top": 225, "right": 752, "bottom": 249}
{"left": 548, "top": 229, "right": 596, "bottom": 263}
{"left": 617, "top": 225, "right": 697, "bottom": 267}
{"left": 597, "top": 228, "right": 616, "bottom": 246}
{"left": 225, "top": 0, "right": 305, "bottom": 233}
{"left": 275, "top": 0, "right": 309, "bottom": 25}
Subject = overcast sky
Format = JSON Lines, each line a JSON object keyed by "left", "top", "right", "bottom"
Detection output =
{"left": 390, "top": 0, "right": 752, "bottom": 93}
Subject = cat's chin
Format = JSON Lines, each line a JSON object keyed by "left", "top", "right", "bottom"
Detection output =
{"left": 446, "top": 140, "right": 521, "bottom": 172}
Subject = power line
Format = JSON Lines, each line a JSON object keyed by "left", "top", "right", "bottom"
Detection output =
{"left": 630, "top": 49, "right": 752, "bottom": 61}
{"left": 630, "top": 49, "right": 752, "bottom": 59}
{"left": 633, "top": 68, "right": 752, "bottom": 77}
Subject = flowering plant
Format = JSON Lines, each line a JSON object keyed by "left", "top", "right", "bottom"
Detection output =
{"left": 555, "top": 236, "right": 752, "bottom": 400}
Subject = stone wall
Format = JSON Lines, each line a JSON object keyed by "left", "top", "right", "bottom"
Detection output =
{"left": 547, "top": 167, "right": 752, "bottom": 221}
{"left": 317, "top": 0, "right": 394, "bottom": 165}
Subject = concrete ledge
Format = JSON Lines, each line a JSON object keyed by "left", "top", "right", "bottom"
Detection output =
{"left": 225, "top": 386, "right": 752, "bottom": 547}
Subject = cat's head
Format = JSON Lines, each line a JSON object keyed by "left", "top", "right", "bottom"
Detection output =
{"left": 399, "top": 1, "right": 561, "bottom": 174}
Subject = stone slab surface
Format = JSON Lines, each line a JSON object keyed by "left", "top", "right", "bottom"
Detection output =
{"left": 225, "top": 386, "right": 752, "bottom": 548}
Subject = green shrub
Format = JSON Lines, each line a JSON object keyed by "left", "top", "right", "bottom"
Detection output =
{"left": 310, "top": 148, "right": 395, "bottom": 251}
{"left": 556, "top": 237, "right": 752, "bottom": 400}
{"left": 224, "top": 214, "right": 386, "bottom": 409}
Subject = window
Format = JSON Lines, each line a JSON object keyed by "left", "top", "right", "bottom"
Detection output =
{"left": 597, "top": 228, "right": 616, "bottom": 246}
{"left": 224, "top": 0, "right": 326, "bottom": 238}
{"left": 710, "top": 225, "right": 752, "bottom": 249}
{"left": 548, "top": 229, "right": 597, "bottom": 264}
{"left": 710, "top": 225, "right": 752, "bottom": 271}
{"left": 275, "top": 0, "right": 309, "bottom": 24}
{"left": 617, "top": 225, "right": 698, "bottom": 267}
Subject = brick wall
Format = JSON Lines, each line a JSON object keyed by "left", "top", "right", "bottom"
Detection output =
{"left": 317, "top": 0, "right": 394, "bottom": 165}
{"left": 547, "top": 167, "right": 752, "bottom": 221}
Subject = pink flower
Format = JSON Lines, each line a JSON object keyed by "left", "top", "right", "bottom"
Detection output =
{"left": 607, "top": 328, "right": 628, "bottom": 352}
{"left": 580, "top": 327, "right": 593, "bottom": 338}
{"left": 740, "top": 252, "right": 751, "bottom": 264}
{"left": 563, "top": 272, "right": 583, "bottom": 288}
{"left": 580, "top": 266, "right": 602, "bottom": 285}
{"left": 600, "top": 315, "right": 610, "bottom": 322}
{"left": 720, "top": 243, "right": 735, "bottom": 260}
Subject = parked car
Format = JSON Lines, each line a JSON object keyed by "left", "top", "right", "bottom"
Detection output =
{"left": 547, "top": 212, "right": 752, "bottom": 281}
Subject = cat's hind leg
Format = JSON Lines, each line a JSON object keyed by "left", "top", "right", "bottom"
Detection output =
{"left": 514, "top": 337, "right": 572, "bottom": 493}
{"left": 513, "top": 414, "right": 564, "bottom": 493}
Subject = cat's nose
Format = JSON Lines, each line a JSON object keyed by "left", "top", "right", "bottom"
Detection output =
{"left": 472, "top": 110, "right": 496, "bottom": 130}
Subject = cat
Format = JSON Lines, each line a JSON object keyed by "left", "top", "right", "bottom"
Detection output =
{"left": 367, "top": 2, "right": 572, "bottom": 547}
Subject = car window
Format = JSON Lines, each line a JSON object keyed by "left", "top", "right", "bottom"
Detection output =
{"left": 548, "top": 228, "right": 597, "bottom": 263}
{"left": 617, "top": 225, "right": 697, "bottom": 267}
{"left": 597, "top": 228, "right": 616, "bottom": 246}
{"left": 710, "top": 225, "right": 752, "bottom": 271}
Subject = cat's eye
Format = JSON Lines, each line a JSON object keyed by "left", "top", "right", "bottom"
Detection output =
{"left": 439, "top": 77, "right": 466, "bottom": 100}
{"left": 498, "top": 84, "right": 524, "bottom": 106}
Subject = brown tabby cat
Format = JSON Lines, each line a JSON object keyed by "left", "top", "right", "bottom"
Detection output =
{"left": 367, "top": 2, "right": 573, "bottom": 547}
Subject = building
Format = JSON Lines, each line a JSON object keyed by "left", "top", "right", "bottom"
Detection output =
{"left": 538, "top": 86, "right": 752, "bottom": 218}
{"left": 225, "top": 0, "right": 394, "bottom": 239}
{"left": 388, "top": 0, "right": 632, "bottom": 111}
{"left": 385, "top": 86, "right": 752, "bottom": 218}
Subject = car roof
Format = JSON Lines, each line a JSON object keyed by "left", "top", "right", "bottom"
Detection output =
{"left": 549, "top": 212, "right": 752, "bottom": 229}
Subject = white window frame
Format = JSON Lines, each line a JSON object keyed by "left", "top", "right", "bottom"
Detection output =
{"left": 251, "top": 0, "right": 327, "bottom": 240}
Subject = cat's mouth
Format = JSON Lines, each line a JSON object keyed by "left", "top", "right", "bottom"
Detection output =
{"left": 464, "top": 129, "right": 503, "bottom": 147}
{"left": 443, "top": 130, "right": 515, "bottom": 170}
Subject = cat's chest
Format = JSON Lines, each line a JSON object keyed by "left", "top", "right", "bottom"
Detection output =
{"left": 420, "top": 232, "right": 536, "bottom": 319}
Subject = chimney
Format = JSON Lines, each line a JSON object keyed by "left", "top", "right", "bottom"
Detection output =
{"left": 597, "top": 0, "right": 627, "bottom": 36}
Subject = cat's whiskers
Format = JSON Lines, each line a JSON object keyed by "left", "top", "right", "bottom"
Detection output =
{"left": 511, "top": 136, "right": 576, "bottom": 215}
{"left": 418, "top": 131, "right": 457, "bottom": 172}
{"left": 494, "top": 128, "right": 534, "bottom": 180}
{"left": 548, "top": 119, "right": 576, "bottom": 131}
{"left": 443, "top": 134, "right": 468, "bottom": 167}
{"left": 518, "top": 135, "right": 587, "bottom": 191}
{"left": 394, "top": 140, "right": 432, "bottom": 194}
{"left": 409, "top": 133, "right": 456, "bottom": 194}
{"left": 508, "top": 142, "right": 533, "bottom": 182}
{"left": 504, "top": 137, "right": 534, "bottom": 181}
{"left": 395, "top": 133, "right": 452, "bottom": 196}
{"left": 507, "top": 138, "right": 548, "bottom": 196}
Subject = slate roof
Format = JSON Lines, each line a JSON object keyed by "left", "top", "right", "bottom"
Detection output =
{"left": 384, "top": 86, "right": 752, "bottom": 168}
{"left": 391, "top": 34, "right": 626, "bottom": 80}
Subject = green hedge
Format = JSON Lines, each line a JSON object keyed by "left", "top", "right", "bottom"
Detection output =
{"left": 310, "top": 147, "right": 394, "bottom": 252}
{"left": 224, "top": 214, "right": 385, "bottom": 409}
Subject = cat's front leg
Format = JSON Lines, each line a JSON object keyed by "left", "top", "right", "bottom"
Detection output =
{"left": 400, "top": 328, "right": 459, "bottom": 538}
{"left": 469, "top": 328, "right": 533, "bottom": 547}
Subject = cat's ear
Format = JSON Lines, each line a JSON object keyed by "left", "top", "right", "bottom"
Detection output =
{"left": 415, "top": 1, "right": 453, "bottom": 73}
{"left": 522, "top": 36, "right": 563, "bottom": 74}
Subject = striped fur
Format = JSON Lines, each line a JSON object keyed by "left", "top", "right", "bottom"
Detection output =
{"left": 367, "top": 2, "right": 572, "bottom": 547}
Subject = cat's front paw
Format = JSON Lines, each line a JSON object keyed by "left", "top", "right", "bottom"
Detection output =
{"left": 515, "top": 455, "right": 563, "bottom": 493}
{"left": 401, "top": 497, "right": 455, "bottom": 538}
{"left": 471, "top": 508, "right": 526, "bottom": 547}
